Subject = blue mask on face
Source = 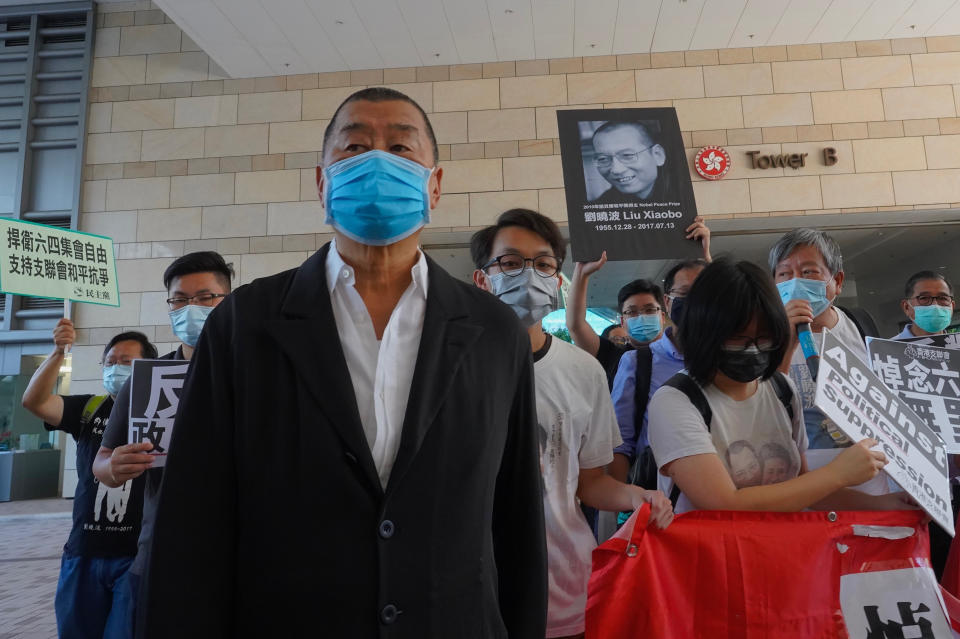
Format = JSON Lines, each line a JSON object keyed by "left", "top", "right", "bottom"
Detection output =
{"left": 102, "top": 364, "right": 131, "bottom": 396}
{"left": 625, "top": 314, "right": 661, "bottom": 343}
{"left": 169, "top": 304, "right": 214, "bottom": 347}
{"left": 776, "top": 277, "right": 832, "bottom": 318}
{"left": 323, "top": 150, "right": 433, "bottom": 246}
{"left": 914, "top": 304, "right": 954, "bottom": 334}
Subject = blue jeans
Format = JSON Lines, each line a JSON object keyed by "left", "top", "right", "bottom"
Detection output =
{"left": 54, "top": 553, "right": 135, "bottom": 639}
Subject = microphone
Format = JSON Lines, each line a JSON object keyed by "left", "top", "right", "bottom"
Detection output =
{"left": 796, "top": 322, "right": 819, "bottom": 381}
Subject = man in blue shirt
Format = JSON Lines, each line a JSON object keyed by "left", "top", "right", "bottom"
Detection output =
{"left": 893, "top": 270, "right": 955, "bottom": 340}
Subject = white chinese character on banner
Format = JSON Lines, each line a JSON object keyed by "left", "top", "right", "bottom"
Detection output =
{"left": 905, "top": 359, "right": 934, "bottom": 393}
{"left": 930, "top": 362, "right": 960, "bottom": 398}
{"left": 872, "top": 354, "right": 905, "bottom": 391}
{"left": 584, "top": 211, "right": 596, "bottom": 222}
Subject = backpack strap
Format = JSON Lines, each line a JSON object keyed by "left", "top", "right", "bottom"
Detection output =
{"left": 80, "top": 394, "right": 109, "bottom": 426}
{"left": 768, "top": 372, "right": 795, "bottom": 422}
{"left": 661, "top": 373, "right": 711, "bottom": 505}
{"left": 631, "top": 345, "right": 654, "bottom": 451}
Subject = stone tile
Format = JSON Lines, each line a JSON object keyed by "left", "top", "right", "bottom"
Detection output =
{"left": 742, "top": 93, "right": 813, "bottom": 127}
{"left": 782, "top": 140, "right": 854, "bottom": 176}
{"left": 222, "top": 78, "right": 255, "bottom": 94}
{"left": 141, "top": 128, "right": 203, "bottom": 161}
{"left": 316, "top": 71, "right": 351, "bottom": 88}
{"left": 761, "top": 126, "right": 797, "bottom": 143}
{"left": 903, "top": 118, "right": 940, "bottom": 136}
{"left": 416, "top": 66, "right": 449, "bottom": 82}
{"left": 111, "top": 98, "right": 174, "bottom": 131}
{"left": 691, "top": 179, "right": 751, "bottom": 215}
{"left": 796, "top": 124, "right": 833, "bottom": 142}
{"left": 284, "top": 152, "right": 318, "bottom": 169}
{"left": 923, "top": 134, "right": 960, "bottom": 168}
{"left": 940, "top": 117, "right": 960, "bottom": 133}
{"left": 434, "top": 79, "right": 499, "bottom": 112}
{"left": 268, "top": 120, "right": 326, "bottom": 155}
{"left": 718, "top": 48, "right": 753, "bottom": 64}
{"left": 534, "top": 104, "right": 602, "bottom": 139}
{"left": 145, "top": 52, "right": 209, "bottom": 84}
{"left": 123, "top": 161, "right": 155, "bottom": 178}
{"left": 428, "top": 111, "right": 468, "bottom": 144}
{"left": 286, "top": 74, "right": 319, "bottom": 90}
{"left": 771, "top": 59, "right": 843, "bottom": 93}
{"left": 616, "top": 53, "right": 651, "bottom": 70}
{"left": 674, "top": 97, "right": 743, "bottom": 130}
{"left": 841, "top": 55, "right": 914, "bottom": 89}
{"left": 568, "top": 71, "right": 636, "bottom": 103}
{"left": 119, "top": 24, "right": 181, "bottom": 55}
{"left": 450, "top": 143, "right": 483, "bottom": 160}
{"left": 128, "top": 83, "right": 161, "bottom": 100}
{"left": 812, "top": 89, "right": 885, "bottom": 123}
{"left": 787, "top": 44, "right": 822, "bottom": 61}
{"left": 852, "top": 137, "right": 926, "bottom": 172}
{"left": 703, "top": 63, "right": 772, "bottom": 96}
{"left": 582, "top": 55, "right": 618, "bottom": 72}
{"left": 749, "top": 175, "right": 821, "bottom": 211}
{"left": 104, "top": 11, "right": 134, "bottom": 27}
{"left": 440, "top": 158, "right": 502, "bottom": 193}
{"left": 254, "top": 76, "right": 286, "bottom": 93}
{"left": 651, "top": 51, "right": 684, "bottom": 68}
{"left": 174, "top": 95, "right": 237, "bottom": 128}
{"left": 891, "top": 38, "right": 926, "bottom": 55}
{"left": 350, "top": 69, "right": 382, "bottom": 85}
{"left": 500, "top": 75, "right": 567, "bottom": 108}
{"left": 383, "top": 67, "right": 417, "bottom": 84}
{"left": 220, "top": 155, "right": 252, "bottom": 173}
{"left": 191, "top": 80, "right": 224, "bottom": 97}
{"left": 832, "top": 122, "right": 869, "bottom": 139}
{"left": 912, "top": 52, "right": 960, "bottom": 86}
{"left": 300, "top": 168, "right": 319, "bottom": 201}
{"left": 235, "top": 169, "right": 301, "bottom": 204}
{"left": 537, "top": 188, "right": 567, "bottom": 222}
{"left": 92, "top": 55, "right": 146, "bottom": 87}
{"left": 238, "top": 91, "right": 301, "bottom": 124}
{"left": 106, "top": 176, "right": 170, "bottom": 210}
{"left": 301, "top": 87, "right": 363, "bottom": 120}
{"left": 160, "top": 82, "right": 192, "bottom": 98}
{"left": 137, "top": 207, "right": 201, "bottom": 241}
{"left": 94, "top": 27, "right": 120, "bottom": 57}
{"left": 468, "top": 190, "right": 538, "bottom": 226}
{"left": 691, "top": 129, "right": 727, "bottom": 146}
{"left": 883, "top": 86, "right": 956, "bottom": 120}
{"left": 170, "top": 173, "right": 234, "bottom": 207}
{"left": 87, "top": 102, "right": 112, "bottom": 133}
{"left": 98, "top": 86, "right": 132, "bottom": 102}
{"left": 892, "top": 168, "right": 960, "bottom": 204}
{"left": 856, "top": 40, "right": 892, "bottom": 57}
{"left": 753, "top": 46, "right": 787, "bottom": 62}
{"left": 519, "top": 139, "right": 555, "bottom": 156}
{"left": 821, "top": 42, "right": 858, "bottom": 59}
{"left": 449, "top": 64, "right": 483, "bottom": 80}
{"left": 429, "top": 192, "right": 469, "bottom": 227}
{"left": 250, "top": 235, "right": 282, "bottom": 253}
{"left": 866, "top": 120, "right": 904, "bottom": 138}
{"left": 549, "top": 58, "right": 582, "bottom": 74}
{"left": 926, "top": 36, "right": 960, "bottom": 53}
{"left": 180, "top": 32, "right": 202, "bottom": 51}
{"left": 201, "top": 203, "right": 268, "bottom": 238}
{"left": 468, "top": 108, "right": 536, "bottom": 143}
{"left": 636, "top": 67, "right": 704, "bottom": 100}
{"left": 484, "top": 141, "right": 519, "bottom": 158}
{"left": 81, "top": 180, "right": 105, "bottom": 212}
{"left": 239, "top": 251, "right": 312, "bottom": 285}
{"left": 483, "top": 61, "right": 516, "bottom": 78}
{"left": 81, "top": 210, "right": 138, "bottom": 243}
{"left": 187, "top": 157, "right": 220, "bottom": 174}
{"left": 685, "top": 50, "right": 718, "bottom": 66}
{"left": 205, "top": 123, "right": 269, "bottom": 157}
{"left": 92, "top": 163, "right": 123, "bottom": 179}
{"left": 282, "top": 234, "right": 316, "bottom": 252}
{"left": 503, "top": 155, "right": 563, "bottom": 190}
{"left": 727, "top": 128, "right": 763, "bottom": 145}
{"left": 134, "top": 9, "right": 166, "bottom": 25}
{"left": 86, "top": 132, "right": 141, "bottom": 164}
{"left": 265, "top": 201, "right": 328, "bottom": 235}
{"left": 155, "top": 159, "right": 187, "bottom": 176}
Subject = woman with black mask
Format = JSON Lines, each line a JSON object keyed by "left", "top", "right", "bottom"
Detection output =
{"left": 647, "top": 258, "right": 914, "bottom": 514}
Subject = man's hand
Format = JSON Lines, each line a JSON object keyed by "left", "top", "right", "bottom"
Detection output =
{"left": 108, "top": 442, "right": 155, "bottom": 484}
{"left": 629, "top": 487, "right": 674, "bottom": 529}
{"left": 685, "top": 216, "right": 711, "bottom": 262}
{"left": 52, "top": 318, "right": 75, "bottom": 354}
{"left": 573, "top": 251, "right": 607, "bottom": 280}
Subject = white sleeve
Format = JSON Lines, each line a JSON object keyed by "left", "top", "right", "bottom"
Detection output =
{"left": 578, "top": 362, "right": 621, "bottom": 470}
{"left": 648, "top": 384, "right": 717, "bottom": 473}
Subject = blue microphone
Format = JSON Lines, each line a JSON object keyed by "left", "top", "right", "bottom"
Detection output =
{"left": 797, "top": 323, "right": 819, "bottom": 380}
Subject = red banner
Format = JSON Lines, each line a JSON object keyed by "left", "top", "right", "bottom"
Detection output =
{"left": 587, "top": 507, "right": 953, "bottom": 638}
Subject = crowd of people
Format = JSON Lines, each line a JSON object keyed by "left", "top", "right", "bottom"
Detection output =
{"left": 21, "top": 87, "right": 957, "bottom": 638}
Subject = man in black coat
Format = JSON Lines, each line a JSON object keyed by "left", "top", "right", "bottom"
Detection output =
{"left": 142, "top": 87, "right": 547, "bottom": 638}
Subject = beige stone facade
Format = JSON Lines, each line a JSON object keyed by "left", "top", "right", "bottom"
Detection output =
{"left": 72, "top": 1, "right": 960, "bottom": 390}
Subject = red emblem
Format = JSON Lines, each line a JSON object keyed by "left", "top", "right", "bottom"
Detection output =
{"left": 694, "top": 146, "right": 731, "bottom": 180}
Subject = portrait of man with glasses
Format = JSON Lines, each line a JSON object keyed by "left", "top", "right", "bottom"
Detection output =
{"left": 586, "top": 120, "right": 669, "bottom": 204}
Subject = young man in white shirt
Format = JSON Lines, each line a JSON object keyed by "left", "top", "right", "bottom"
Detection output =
{"left": 472, "top": 208, "right": 673, "bottom": 639}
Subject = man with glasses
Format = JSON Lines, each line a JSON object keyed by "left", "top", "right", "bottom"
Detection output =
{"left": 894, "top": 271, "right": 956, "bottom": 339}
{"left": 589, "top": 121, "right": 668, "bottom": 204}
{"left": 472, "top": 208, "right": 673, "bottom": 639}
{"left": 22, "top": 323, "right": 156, "bottom": 639}
{"left": 92, "top": 251, "right": 233, "bottom": 634}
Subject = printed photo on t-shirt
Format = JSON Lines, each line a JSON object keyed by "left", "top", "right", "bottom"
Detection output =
{"left": 723, "top": 439, "right": 800, "bottom": 488}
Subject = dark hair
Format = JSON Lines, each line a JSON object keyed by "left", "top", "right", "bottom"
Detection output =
{"left": 592, "top": 120, "right": 660, "bottom": 147}
{"left": 617, "top": 278, "right": 664, "bottom": 312}
{"left": 163, "top": 251, "right": 234, "bottom": 292}
{"left": 600, "top": 324, "right": 620, "bottom": 339}
{"left": 677, "top": 258, "right": 790, "bottom": 385}
{"left": 724, "top": 440, "right": 758, "bottom": 466}
{"left": 664, "top": 259, "right": 708, "bottom": 295}
{"left": 470, "top": 209, "right": 567, "bottom": 270}
{"left": 102, "top": 331, "right": 158, "bottom": 361}
{"left": 322, "top": 87, "right": 438, "bottom": 164}
{"left": 759, "top": 442, "right": 791, "bottom": 464}
{"left": 904, "top": 270, "right": 954, "bottom": 299}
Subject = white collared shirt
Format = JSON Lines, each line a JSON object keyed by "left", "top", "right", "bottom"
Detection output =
{"left": 326, "top": 239, "right": 428, "bottom": 488}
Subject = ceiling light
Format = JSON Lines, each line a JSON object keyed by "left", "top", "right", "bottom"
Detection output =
{"left": 505, "top": 9, "right": 513, "bottom": 14}
{"left": 335, "top": 20, "right": 344, "bottom": 25}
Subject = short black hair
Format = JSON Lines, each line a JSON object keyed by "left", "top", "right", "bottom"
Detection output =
{"left": 677, "top": 258, "right": 790, "bottom": 385}
{"left": 322, "top": 87, "right": 439, "bottom": 164}
{"left": 600, "top": 324, "right": 620, "bottom": 339}
{"left": 664, "top": 259, "right": 708, "bottom": 294}
{"left": 470, "top": 209, "right": 567, "bottom": 270}
{"left": 592, "top": 120, "right": 660, "bottom": 147}
{"left": 102, "top": 331, "right": 158, "bottom": 361}
{"left": 904, "top": 270, "right": 954, "bottom": 299}
{"left": 617, "top": 278, "right": 664, "bottom": 312}
{"left": 162, "top": 251, "right": 234, "bottom": 292}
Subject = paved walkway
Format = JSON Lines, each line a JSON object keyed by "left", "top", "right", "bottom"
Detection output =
{"left": 0, "top": 499, "right": 72, "bottom": 638}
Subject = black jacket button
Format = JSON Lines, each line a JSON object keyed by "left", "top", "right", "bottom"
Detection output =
{"left": 380, "top": 604, "right": 399, "bottom": 625}
{"left": 379, "top": 519, "right": 395, "bottom": 539}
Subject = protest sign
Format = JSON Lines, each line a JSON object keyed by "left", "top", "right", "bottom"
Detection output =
{"left": 868, "top": 337, "right": 960, "bottom": 454}
{"left": 556, "top": 108, "right": 700, "bottom": 262}
{"left": 0, "top": 218, "right": 118, "bottom": 306}
{"left": 129, "top": 359, "right": 189, "bottom": 468}
{"left": 901, "top": 332, "right": 960, "bottom": 350}
{"left": 814, "top": 329, "right": 953, "bottom": 536}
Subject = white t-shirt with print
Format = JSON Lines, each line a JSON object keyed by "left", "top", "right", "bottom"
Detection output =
{"left": 535, "top": 337, "right": 622, "bottom": 638}
{"left": 648, "top": 374, "right": 807, "bottom": 514}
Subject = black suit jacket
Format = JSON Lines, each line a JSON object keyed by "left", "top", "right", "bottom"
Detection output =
{"left": 143, "top": 243, "right": 547, "bottom": 638}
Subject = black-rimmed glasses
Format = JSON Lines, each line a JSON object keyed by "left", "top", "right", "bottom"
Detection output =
{"left": 482, "top": 253, "right": 561, "bottom": 278}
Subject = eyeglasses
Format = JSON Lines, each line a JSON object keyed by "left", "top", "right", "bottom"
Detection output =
{"left": 907, "top": 294, "right": 954, "bottom": 306}
{"left": 101, "top": 357, "right": 135, "bottom": 367}
{"left": 166, "top": 293, "right": 227, "bottom": 309}
{"left": 722, "top": 336, "right": 777, "bottom": 353}
{"left": 593, "top": 146, "right": 654, "bottom": 169}
{"left": 621, "top": 306, "right": 661, "bottom": 318}
{"left": 482, "top": 253, "right": 561, "bottom": 278}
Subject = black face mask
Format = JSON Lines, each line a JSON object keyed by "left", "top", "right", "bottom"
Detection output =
{"left": 669, "top": 296, "right": 686, "bottom": 326}
{"left": 718, "top": 347, "right": 770, "bottom": 383}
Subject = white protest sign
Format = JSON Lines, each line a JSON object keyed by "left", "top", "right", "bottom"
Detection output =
{"left": 868, "top": 337, "right": 960, "bottom": 454}
{"left": 0, "top": 218, "right": 119, "bottom": 306}
{"left": 815, "top": 329, "right": 953, "bottom": 536}
{"left": 128, "top": 359, "right": 189, "bottom": 468}
{"left": 840, "top": 567, "right": 953, "bottom": 638}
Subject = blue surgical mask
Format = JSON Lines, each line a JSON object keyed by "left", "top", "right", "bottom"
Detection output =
{"left": 322, "top": 150, "right": 434, "bottom": 246}
{"left": 625, "top": 314, "right": 661, "bottom": 343}
{"left": 102, "top": 364, "right": 131, "bottom": 396}
{"left": 914, "top": 304, "right": 954, "bottom": 334}
{"left": 776, "top": 277, "right": 832, "bottom": 317}
{"left": 487, "top": 269, "right": 558, "bottom": 328}
{"left": 169, "top": 304, "right": 214, "bottom": 347}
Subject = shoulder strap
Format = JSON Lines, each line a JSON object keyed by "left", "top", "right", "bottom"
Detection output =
{"left": 769, "top": 372, "right": 794, "bottom": 422}
{"left": 661, "top": 373, "right": 711, "bottom": 506}
{"left": 80, "top": 395, "right": 109, "bottom": 425}
{"left": 631, "top": 345, "right": 654, "bottom": 439}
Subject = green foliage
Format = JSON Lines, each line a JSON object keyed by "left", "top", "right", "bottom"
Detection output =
{"left": 549, "top": 327, "right": 573, "bottom": 343}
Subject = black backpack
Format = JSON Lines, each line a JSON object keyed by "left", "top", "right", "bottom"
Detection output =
{"left": 628, "top": 371, "right": 795, "bottom": 507}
